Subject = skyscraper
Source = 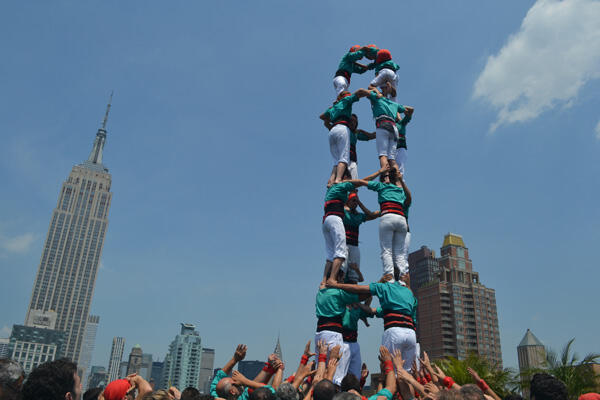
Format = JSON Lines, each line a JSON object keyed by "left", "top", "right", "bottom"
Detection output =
{"left": 161, "top": 324, "right": 202, "bottom": 389}
{"left": 107, "top": 337, "right": 126, "bottom": 382}
{"left": 237, "top": 361, "right": 263, "bottom": 381}
{"left": 8, "top": 324, "right": 66, "bottom": 374}
{"left": 409, "top": 233, "right": 502, "bottom": 367}
{"left": 198, "top": 348, "right": 215, "bottom": 394}
{"left": 25, "top": 96, "right": 114, "bottom": 363}
{"left": 126, "top": 345, "right": 144, "bottom": 376}
{"left": 80, "top": 315, "right": 100, "bottom": 387}
{"left": 273, "top": 335, "right": 283, "bottom": 361}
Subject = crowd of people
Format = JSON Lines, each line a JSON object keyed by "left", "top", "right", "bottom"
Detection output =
{"left": 0, "top": 344, "right": 595, "bottom": 400}
{"left": 0, "top": 45, "right": 596, "bottom": 400}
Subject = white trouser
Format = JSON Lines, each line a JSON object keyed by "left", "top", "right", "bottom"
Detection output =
{"left": 375, "top": 127, "right": 398, "bottom": 160}
{"left": 382, "top": 327, "right": 417, "bottom": 372}
{"left": 402, "top": 231, "right": 411, "bottom": 274}
{"left": 329, "top": 124, "right": 350, "bottom": 166}
{"left": 322, "top": 216, "right": 347, "bottom": 261}
{"left": 342, "top": 245, "right": 360, "bottom": 282}
{"left": 333, "top": 76, "right": 349, "bottom": 96}
{"left": 379, "top": 213, "right": 408, "bottom": 276}
{"left": 314, "top": 331, "right": 349, "bottom": 386}
{"left": 345, "top": 341, "right": 362, "bottom": 380}
{"left": 395, "top": 148, "right": 407, "bottom": 178}
{"left": 347, "top": 161, "right": 358, "bottom": 179}
{"left": 370, "top": 68, "right": 398, "bottom": 102}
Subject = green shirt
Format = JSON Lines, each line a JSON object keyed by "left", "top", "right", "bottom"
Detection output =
{"left": 239, "top": 386, "right": 275, "bottom": 400}
{"left": 367, "top": 181, "right": 406, "bottom": 204}
{"left": 350, "top": 130, "right": 370, "bottom": 146}
{"left": 367, "top": 91, "right": 405, "bottom": 120}
{"left": 374, "top": 60, "right": 400, "bottom": 74}
{"left": 342, "top": 307, "right": 371, "bottom": 332}
{"left": 396, "top": 114, "right": 412, "bottom": 149}
{"left": 337, "top": 50, "right": 367, "bottom": 75}
{"left": 368, "top": 388, "right": 394, "bottom": 400}
{"left": 316, "top": 288, "right": 360, "bottom": 318}
{"left": 325, "top": 182, "right": 355, "bottom": 202}
{"left": 343, "top": 210, "right": 367, "bottom": 227}
{"left": 369, "top": 282, "right": 417, "bottom": 322}
{"left": 323, "top": 94, "right": 360, "bottom": 123}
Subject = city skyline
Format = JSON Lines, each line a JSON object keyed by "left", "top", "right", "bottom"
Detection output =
{"left": 1, "top": 0, "right": 599, "bottom": 375}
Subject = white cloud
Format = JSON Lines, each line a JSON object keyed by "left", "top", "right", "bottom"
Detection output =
{"left": 595, "top": 119, "right": 600, "bottom": 139}
{"left": 473, "top": 0, "right": 600, "bottom": 132}
{"left": 0, "top": 325, "right": 11, "bottom": 338}
{"left": 0, "top": 232, "right": 36, "bottom": 253}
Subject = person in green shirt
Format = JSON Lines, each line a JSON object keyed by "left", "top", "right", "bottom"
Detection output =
{"left": 328, "top": 271, "right": 418, "bottom": 373}
{"left": 366, "top": 169, "right": 412, "bottom": 282}
{"left": 342, "top": 192, "right": 380, "bottom": 284}
{"left": 333, "top": 45, "right": 376, "bottom": 96}
{"left": 365, "top": 85, "right": 412, "bottom": 175}
{"left": 341, "top": 302, "right": 374, "bottom": 380}
{"left": 211, "top": 345, "right": 281, "bottom": 400}
{"left": 394, "top": 106, "right": 414, "bottom": 179}
{"left": 320, "top": 89, "right": 370, "bottom": 186}
{"left": 368, "top": 49, "right": 400, "bottom": 102}
{"left": 347, "top": 114, "right": 376, "bottom": 180}
{"left": 315, "top": 271, "right": 370, "bottom": 386}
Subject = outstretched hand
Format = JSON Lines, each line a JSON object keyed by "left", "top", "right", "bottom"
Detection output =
{"left": 317, "top": 340, "right": 328, "bottom": 356}
{"left": 379, "top": 346, "right": 392, "bottom": 362}
{"left": 467, "top": 367, "right": 481, "bottom": 382}
{"left": 304, "top": 341, "right": 316, "bottom": 358}
{"left": 391, "top": 348, "right": 404, "bottom": 371}
{"left": 232, "top": 370, "right": 247, "bottom": 385}
{"left": 330, "top": 345, "right": 342, "bottom": 360}
{"left": 234, "top": 344, "right": 247, "bottom": 362}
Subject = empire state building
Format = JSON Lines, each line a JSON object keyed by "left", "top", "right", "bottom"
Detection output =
{"left": 25, "top": 95, "right": 114, "bottom": 365}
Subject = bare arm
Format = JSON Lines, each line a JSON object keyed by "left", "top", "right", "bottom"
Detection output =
{"left": 356, "top": 129, "right": 376, "bottom": 140}
{"left": 127, "top": 375, "right": 153, "bottom": 400}
{"left": 327, "top": 281, "right": 371, "bottom": 295}
{"left": 349, "top": 264, "right": 364, "bottom": 282}
{"left": 271, "top": 361, "right": 284, "bottom": 389}
{"left": 319, "top": 113, "right": 333, "bottom": 130}
{"left": 346, "top": 179, "right": 370, "bottom": 188}
{"left": 232, "top": 371, "right": 266, "bottom": 390}
{"left": 397, "top": 174, "right": 411, "bottom": 207}
{"left": 357, "top": 198, "right": 379, "bottom": 220}
{"left": 362, "top": 167, "right": 388, "bottom": 182}
{"left": 379, "top": 346, "right": 397, "bottom": 395}
{"left": 223, "top": 344, "right": 247, "bottom": 375}
{"left": 313, "top": 340, "right": 328, "bottom": 384}
{"left": 467, "top": 367, "right": 501, "bottom": 400}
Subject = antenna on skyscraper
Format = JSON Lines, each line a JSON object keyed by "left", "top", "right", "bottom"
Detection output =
{"left": 102, "top": 91, "right": 113, "bottom": 130}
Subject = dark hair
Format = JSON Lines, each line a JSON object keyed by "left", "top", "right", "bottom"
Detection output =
{"left": 198, "top": 395, "right": 213, "bottom": 400}
{"left": 181, "top": 387, "right": 201, "bottom": 400}
{"left": 83, "top": 387, "right": 104, "bottom": 400}
{"left": 313, "top": 380, "right": 337, "bottom": 400}
{"left": 276, "top": 382, "right": 300, "bottom": 400}
{"left": 249, "top": 387, "right": 275, "bottom": 400}
{"left": 22, "top": 359, "right": 78, "bottom": 400}
{"left": 460, "top": 384, "right": 485, "bottom": 400}
{"left": 0, "top": 358, "right": 25, "bottom": 400}
{"left": 333, "top": 393, "right": 360, "bottom": 400}
{"left": 439, "top": 389, "right": 464, "bottom": 400}
{"left": 340, "top": 373, "right": 360, "bottom": 393}
{"left": 504, "top": 395, "right": 525, "bottom": 400}
{"left": 530, "top": 373, "right": 567, "bottom": 400}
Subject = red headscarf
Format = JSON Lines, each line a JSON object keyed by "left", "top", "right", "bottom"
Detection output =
{"left": 349, "top": 45, "right": 361, "bottom": 52}
{"left": 103, "top": 379, "right": 132, "bottom": 400}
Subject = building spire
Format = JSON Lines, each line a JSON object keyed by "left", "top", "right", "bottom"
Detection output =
{"left": 102, "top": 91, "right": 113, "bottom": 130}
{"left": 87, "top": 92, "right": 113, "bottom": 165}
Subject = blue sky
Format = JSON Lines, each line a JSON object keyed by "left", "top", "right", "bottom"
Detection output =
{"left": 1, "top": 0, "right": 599, "bottom": 376}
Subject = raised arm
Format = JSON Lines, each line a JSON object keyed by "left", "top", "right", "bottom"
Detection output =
{"left": 356, "top": 128, "right": 376, "bottom": 140}
{"left": 346, "top": 179, "right": 370, "bottom": 188}
{"left": 357, "top": 198, "right": 380, "bottom": 221}
{"left": 467, "top": 367, "right": 501, "bottom": 400}
{"left": 253, "top": 354, "right": 277, "bottom": 384}
{"left": 397, "top": 173, "right": 411, "bottom": 207}
{"left": 127, "top": 374, "right": 153, "bottom": 400}
{"left": 232, "top": 371, "right": 266, "bottom": 390}
{"left": 362, "top": 167, "right": 388, "bottom": 182}
{"left": 223, "top": 344, "right": 247, "bottom": 375}
{"left": 379, "top": 347, "right": 397, "bottom": 396}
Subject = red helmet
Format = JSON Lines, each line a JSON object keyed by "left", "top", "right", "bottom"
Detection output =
{"left": 349, "top": 45, "right": 361, "bottom": 52}
{"left": 376, "top": 49, "right": 392, "bottom": 64}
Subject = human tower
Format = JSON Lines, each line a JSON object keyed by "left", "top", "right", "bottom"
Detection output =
{"left": 316, "top": 44, "right": 419, "bottom": 386}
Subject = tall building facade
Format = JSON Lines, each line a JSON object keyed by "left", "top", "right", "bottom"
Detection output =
{"left": 198, "top": 348, "right": 215, "bottom": 394}
{"left": 80, "top": 315, "right": 100, "bottom": 386}
{"left": 87, "top": 366, "right": 108, "bottom": 390}
{"left": 161, "top": 324, "right": 202, "bottom": 389}
{"left": 237, "top": 361, "right": 264, "bottom": 380}
{"left": 8, "top": 324, "right": 66, "bottom": 374}
{"left": 409, "top": 233, "right": 502, "bottom": 367}
{"left": 150, "top": 361, "right": 164, "bottom": 390}
{"left": 107, "top": 337, "right": 126, "bottom": 382}
{"left": 126, "top": 345, "right": 144, "bottom": 376}
{"left": 25, "top": 97, "right": 114, "bottom": 363}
